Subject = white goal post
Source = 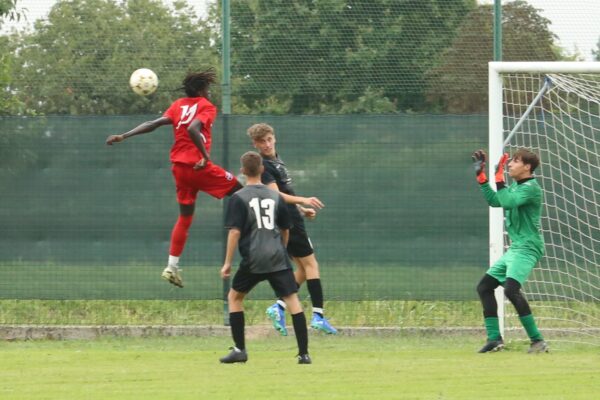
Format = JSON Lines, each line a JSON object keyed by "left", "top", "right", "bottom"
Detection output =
{"left": 489, "top": 62, "right": 600, "bottom": 344}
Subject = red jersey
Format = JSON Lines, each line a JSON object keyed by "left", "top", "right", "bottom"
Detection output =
{"left": 163, "top": 97, "right": 216, "bottom": 165}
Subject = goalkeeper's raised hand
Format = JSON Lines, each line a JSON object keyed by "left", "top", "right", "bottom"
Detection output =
{"left": 495, "top": 153, "right": 509, "bottom": 184}
{"left": 472, "top": 150, "right": 488, "bottom": 184}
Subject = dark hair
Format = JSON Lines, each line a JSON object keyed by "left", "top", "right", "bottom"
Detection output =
{"left": 240, "top": 151, "right": 263, "bottom": 177}
{"left": 513, "top": 148, "right": 540, "bottom": 173}
{"left": 181, "top": 69, "right": 217, "bottom": 97}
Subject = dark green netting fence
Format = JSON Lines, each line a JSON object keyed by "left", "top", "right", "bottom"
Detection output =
{"left": 0, "top": 114, "right": 488, "bottom": 300}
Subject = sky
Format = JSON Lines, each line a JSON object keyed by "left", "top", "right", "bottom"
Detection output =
{"left": 3, "top": 0, "right": 600, "bottom": 60}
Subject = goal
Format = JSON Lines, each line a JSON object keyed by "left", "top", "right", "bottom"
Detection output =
{"left": 489, "top": 62, "right": 600, "bottom": 346}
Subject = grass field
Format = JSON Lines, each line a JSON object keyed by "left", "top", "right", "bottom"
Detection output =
{"left": 1, "top": 335, "right": 599, "bottom": 400}
{"left": 0, "top": 300, "right": 485, "bottom": 327}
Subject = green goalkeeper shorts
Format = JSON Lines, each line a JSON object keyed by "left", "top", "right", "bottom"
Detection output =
{"left": 486, "top": 247, "right": 541, "bottom": 285}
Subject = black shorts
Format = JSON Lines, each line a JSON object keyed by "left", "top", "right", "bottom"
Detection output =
{"left": 287, "top": 215, "right": 314, "bottom": 258}
{"left": 231, "top": 268, "right": 298, "bottom": 297}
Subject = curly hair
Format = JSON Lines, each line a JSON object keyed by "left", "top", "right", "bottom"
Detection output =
{"left": 181, "top": 69, "right": 217, "bottom": 97}
{"left": 246, "top": 123, "right": 275, "bottom": 141}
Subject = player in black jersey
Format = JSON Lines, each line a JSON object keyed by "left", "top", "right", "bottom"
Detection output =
{"left": 219, "top": 151, "right": 311, "bottom": 364}
{"left": 247, "top": 123, "right": 337, "bottom": 335}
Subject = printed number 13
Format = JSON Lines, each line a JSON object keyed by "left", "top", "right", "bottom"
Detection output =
{"left": 249, "top": 198, "right": 275, "bottom": 230}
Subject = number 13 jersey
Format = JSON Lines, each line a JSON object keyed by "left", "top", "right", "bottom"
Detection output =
{"left": 225, "top": 185, "right": 293, "bottom": 274}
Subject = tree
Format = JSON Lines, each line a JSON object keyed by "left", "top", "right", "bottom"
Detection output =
{"left": 425, "top": 1, "right": 560, "bottom": 113}
{"left": 228, "top": 0, "right": 476, "bottom": 114}
{"left": 593, "top": 36, "right": 600, "bottom": 61}
{"left": 0, "top": 0, "right": 23, "bottom": 25}
{"left": 0, "top": 0, "right": 26, "bottom": 115}
{"left": 9, "top": 0, "right": 218, "bottom": 115}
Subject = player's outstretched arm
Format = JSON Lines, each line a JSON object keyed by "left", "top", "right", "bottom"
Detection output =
{"left": 265, "top": 182, "right": 324, "bottom": 209}
{"left": 298, "top": 206, "right": 317, "bottom": 220}
{"left": 106, "top": 117, "right": 171, "bottom": 145}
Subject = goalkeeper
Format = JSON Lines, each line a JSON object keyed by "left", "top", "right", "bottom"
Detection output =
{"left": 472, "top": 148, "right": 548, "bottom": 354}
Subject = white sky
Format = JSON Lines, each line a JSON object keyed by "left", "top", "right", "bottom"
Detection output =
{"left": 3, "top": 0, "right": 600, "bottom": 60}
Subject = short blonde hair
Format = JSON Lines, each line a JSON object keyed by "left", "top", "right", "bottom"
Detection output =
{"left": 240, "top": 151, "right": 263, "bottom": 177}
{"left": 247, "top": 123, "right": 274, "bottom": 141}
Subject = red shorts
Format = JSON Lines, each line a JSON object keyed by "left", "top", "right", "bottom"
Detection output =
{"left": 171, "top": 162, "right": 239, "bottom": 205}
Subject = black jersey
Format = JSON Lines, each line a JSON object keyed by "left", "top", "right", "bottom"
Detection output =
{"left": 261, "top": 155, "right": 296, "bottom": 196}
{"left": 261, "top": 154, "right": 303, "bottom": 219}
{"left": 225, "top": 184, "right": 292, "bottom": 274}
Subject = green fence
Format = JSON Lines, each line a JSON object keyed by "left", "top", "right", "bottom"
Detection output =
{"left": 0, "top": 114, "right": 488, "bottom": 300}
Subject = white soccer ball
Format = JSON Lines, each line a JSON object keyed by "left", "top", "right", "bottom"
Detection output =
{"left": 129, "top": 68, "right": 158, "bottom": 96}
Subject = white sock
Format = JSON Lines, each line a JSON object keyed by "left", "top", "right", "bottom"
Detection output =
{"left": 277, "top": 299, "right": 287, "bottom": 309}
{"left": 312, "top": 307, "right": 324, "bottom": 315}
{"left": 168, "top": 255, "right": 179, "bottom": 267}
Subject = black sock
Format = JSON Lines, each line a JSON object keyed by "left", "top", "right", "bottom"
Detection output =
{"left": 291, "top": 312, "right": 309, "bottom": 355}
{"left": 307, "top": 279, "right": 324, "bottom": 314}
{"left": 229, "top": 311, "right": 245, "bottom": 351}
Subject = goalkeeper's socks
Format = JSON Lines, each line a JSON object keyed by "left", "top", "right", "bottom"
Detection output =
{"left": 484, "top": 317, "right": 502, "bottom": 341}
{"left": 519, "top": 314, "right": 543, "bottom": 341}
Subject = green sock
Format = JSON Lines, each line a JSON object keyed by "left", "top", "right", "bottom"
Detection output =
{"left": 519, "top": 314, "right": 543, "bottom": 341}
{"left": 484, "top": 317, "right": 501, "bottom": 341}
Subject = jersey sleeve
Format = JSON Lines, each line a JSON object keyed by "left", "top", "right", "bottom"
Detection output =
{"left": 479, "top": 182, "right": 502, "bottom": 207}
{"left": 224, "top": 195, "right": 247, "bottom": 230}
{"left": 260, "top": 162, "right": 277, "bottom": 185}
{"left": 496, "top": 181, "right": 541, "bottom": 209}
{"left": 162, "top": 101, "right": 176, "bottom": 120}
{"left": 275, "top": 195, "right": 292, "bottom": 230}
{"left": 261, "top": 167, "right": 276, "bottom": 185}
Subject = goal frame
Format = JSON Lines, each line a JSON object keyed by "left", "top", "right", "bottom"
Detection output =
{"left": 488, "top": 61, "right": 600, "bottom": 335}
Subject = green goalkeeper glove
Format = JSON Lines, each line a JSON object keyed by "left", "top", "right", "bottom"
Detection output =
{"left": 472, "top": 150, "right": 488, "bottom": 184}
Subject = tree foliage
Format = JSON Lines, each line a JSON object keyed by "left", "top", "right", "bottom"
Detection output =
{"left": 229, "top": 0, "right": 476, "bottom": 114}
{"left": 0, "top": 0, "right": 22, "bottom": 23}
{"left": 425, "top": 1, "right": 559, "bottom": 113}
{"left": 0, "top": 0, "right": 571, "bottom": 115}
{"left": 9, "top": 0, "right": 217, "bottom": 115}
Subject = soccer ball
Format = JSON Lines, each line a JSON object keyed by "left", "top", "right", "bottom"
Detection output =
{"left": 129, "top": 68, "right": 158, "bottom": 96}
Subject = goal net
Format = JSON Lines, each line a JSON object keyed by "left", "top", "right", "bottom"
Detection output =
{"left": 489, "top": 62, "right": 600, "bottom": 346}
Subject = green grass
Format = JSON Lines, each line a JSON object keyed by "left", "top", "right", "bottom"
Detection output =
{"left": 0, "top": 300, "right": 485, "bottom": 327}
{"left": 2, "top": 300, "right": 598, "bottom": 331}
{"left": 1, "top": 336, "right": 599, "bottom": 400}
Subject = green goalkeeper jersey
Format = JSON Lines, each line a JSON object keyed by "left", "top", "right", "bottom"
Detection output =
{"left": 480, "top": 178, "right": 544, "bottom": 256}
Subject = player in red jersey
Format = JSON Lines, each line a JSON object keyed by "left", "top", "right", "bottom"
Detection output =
{"left": 106, "top": 69, "right": 242, "bottom": 288}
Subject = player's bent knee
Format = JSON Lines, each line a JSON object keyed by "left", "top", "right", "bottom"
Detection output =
{"left": 228, "top": 289, "right": 245, "bottom": 306}
{"left": 477, "top": 274, "right": 499, "bottom": 296}
{"left": 503, "top": 279, "right": 522, "bottom": 301}
{"left": 282, "top": 294, "right": 303, "bottom": 314}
